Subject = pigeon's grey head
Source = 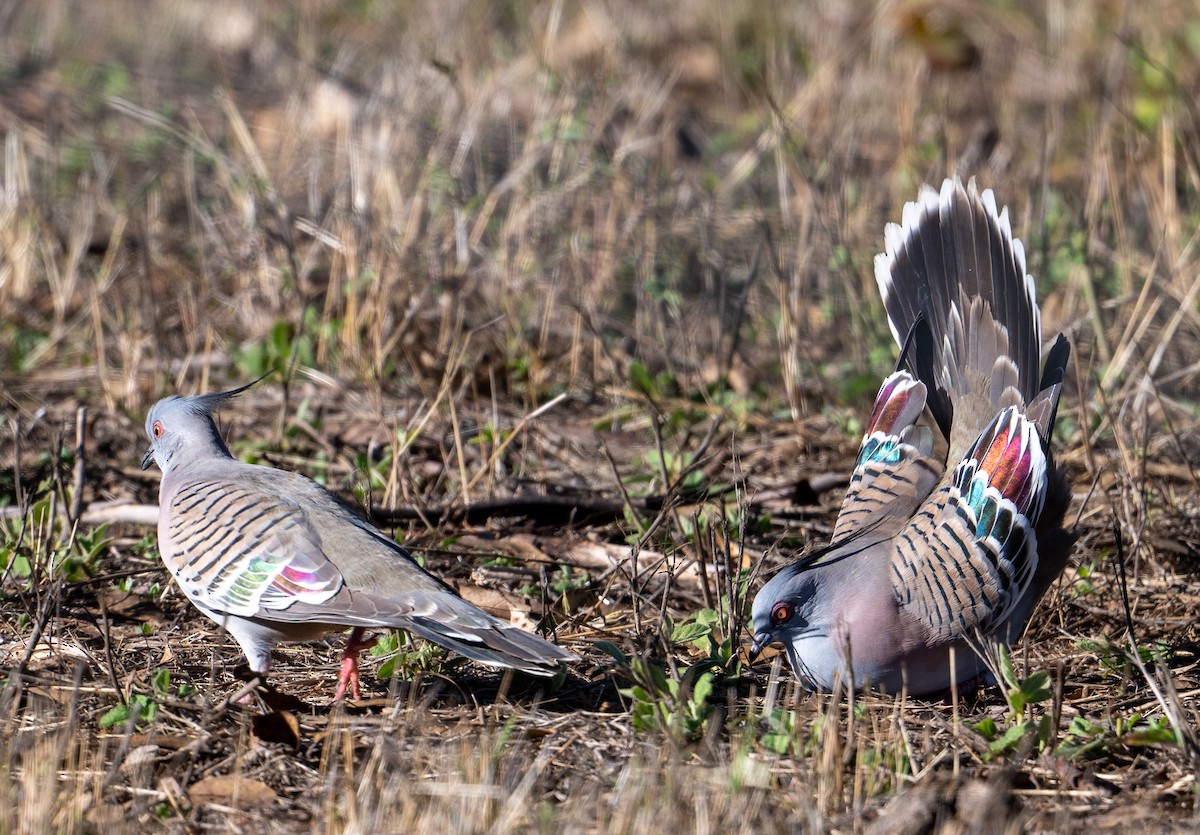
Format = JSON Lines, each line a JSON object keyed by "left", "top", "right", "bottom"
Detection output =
{"left": 142, "top": 380, "right": 261, "bottom": 474}
{"left": 749, "top": 561, "right": 830, "bottom": 673}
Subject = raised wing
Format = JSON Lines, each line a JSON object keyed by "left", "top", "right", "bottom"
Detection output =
{"left": 890, "top": 406, "right": 1047, "bottom": 643}
{"left": 832, "top": 369, "right": 944, "bottom": 543}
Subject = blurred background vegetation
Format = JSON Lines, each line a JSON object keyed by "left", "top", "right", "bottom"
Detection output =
{"left": 0, "top": 0, "right": 1195, "bottom": 425}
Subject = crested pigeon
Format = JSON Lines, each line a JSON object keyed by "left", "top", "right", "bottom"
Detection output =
{"left": 141, "top": 386, "right": 575, "bottom": 700}
{"left": 750, "top": 177, "right": 1073, "bottom": 696}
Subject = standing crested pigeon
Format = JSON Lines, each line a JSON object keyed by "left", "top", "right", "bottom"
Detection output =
{"left": 750, "top": 178, "right": 1073, "bottom": 695}
{"left": 142, "top": 386, "right": 576, "bottom": 700}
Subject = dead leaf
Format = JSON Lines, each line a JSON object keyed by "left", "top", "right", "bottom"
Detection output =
{"left": 121, "top": 744, "right": 160, "bottom": 786}
{"left": 85, "top": 800, "right": 132, "bottom": 829}
{"left": 93, "top": 587, "right": 168, "bottom": 624}
{"left": 455, "top": 583, "right": 527, "bottom": 617}
{"left": 188, "top": 775, "right": 278, "bottom": 806}
{"left": 5, "top": 636, "right": 90, "bottom": 670}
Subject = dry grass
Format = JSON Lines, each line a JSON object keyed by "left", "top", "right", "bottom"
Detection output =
{"left": 1, "top": 0, "right": 1199, "bottom": 831}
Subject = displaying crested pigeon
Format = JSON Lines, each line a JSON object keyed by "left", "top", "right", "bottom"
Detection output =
{"left": 750, "top": 177, "right": 1073, "bottom": 695}
{"left": 142, "top": 386, "right": 576, "bottom": 700}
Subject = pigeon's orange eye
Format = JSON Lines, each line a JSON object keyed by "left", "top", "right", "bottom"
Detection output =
{"left": 152, "top": 420, "right": 164, "bottom": 439}
{"left": 771, "top": 601, "right": 794, "bottom": 625}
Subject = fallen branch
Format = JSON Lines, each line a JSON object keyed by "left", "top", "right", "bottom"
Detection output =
{"left": 1, "top": 472, "right": 847, "bottom": 530}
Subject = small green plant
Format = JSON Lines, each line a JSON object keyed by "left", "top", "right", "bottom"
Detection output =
{"left": 628, "top": 361, "right": 677, "bottom": 402}
{"left": 972, "top": 641, "right": 1187, "bottom": 762}
{"left": 1071, "top": 561, "right": 1098, "bottom": 596}
{"left": 519, "top": 566, "right": 588, "bottom": 613}
{"left": 98, "top": 669, "right": 195, "bottom": 729}
{"left": 971, "top": 647, "right": 1055, "bottom": 757}
{"left": 1076, "top": 634, "right": 1171, "bottom": 679}
{"left": 664, "top": 608, "right": 741, "bottom": 678}
{"left": 666, "top": 609, "right": 719, "bottom": 650}
{"left": 99, "top": 693, "right": 159, "bottom": 729}
{"left": 1056, "top": 712, "right": 1179, "bottom": 761}
{"left": 0, "top": 504, "right": 112, "bottom": 586}
{"left": 151, "top": 668, "right": 196, "bottom": 699}
{"left": 598, "top": 642, "right": 719, "bottom": 743}
{"left": 549, "top": 565, "right": 588, "bottom": 596}
{"left": 628, "top": 660, "right": 714, "bottom": 741}
{"left": 60, "top": 524, "right": 113, "bottom": 582}
{"left": 234, "top": 306, "right": 336, "bottom": 379}
{"left": 677, "top": 503, "right": 744, "bottom": 541}
{"left": 132, "top": 533, "right": 160, "bottom": 561}
{"left": 470, "top": 422, "right": 510, "bottom": 448}
{"left": 370, "top": 631, "right": 447, "bottom": 681}
{"left": 353, "top": 446, "right": 393, "bottom": 498}
{"left": 758, "top": 707, "right": 801, "bottom": 756}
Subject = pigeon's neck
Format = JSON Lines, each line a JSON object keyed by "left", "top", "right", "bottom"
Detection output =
{"left": 161, "top": 421, "right": 235, "bottom": 479}
{"left": 183, "top": 434, "right": 234, "bottom": 463}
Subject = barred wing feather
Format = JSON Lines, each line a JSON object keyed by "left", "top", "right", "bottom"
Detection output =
{"left": 163, "top": 479, "right": 344, "bottom": 617}
{"left": 891, "top": 407, "right": 1046, "bottom": 643}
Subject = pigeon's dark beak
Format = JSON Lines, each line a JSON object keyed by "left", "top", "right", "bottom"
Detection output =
{"left": 748, "top": 632, "right": 771, "bottom": 665}
{"left": 141, "top": 447, "right": 155, "bottom": 470}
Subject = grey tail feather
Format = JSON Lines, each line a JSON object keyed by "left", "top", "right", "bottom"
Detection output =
{"left": 404, "top": 616, "right": 575, "bottom": 675}
{"left": 895, "top": 309, "right": 953, "bottom": 444}
{"left": 1026, "top": 333, "right": 1070, "bottom": 440}
{"left": 268, "top": 590, "right": 576, "bottom": 673}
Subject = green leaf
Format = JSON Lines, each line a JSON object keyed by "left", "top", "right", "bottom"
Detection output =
{"left": 760, "top": 732, "right": 791, "bottom": 755}
{"left": 99, "top": 704, "right": 132, "bottom": 729}
{"left": 1034, "top": 713, "right": 1055, "bottom": 750}
{"left": 1017, "top": 670, "right": 1053, "bottom": 708}
{"left": 988, "top": 722, "right": 1028, "bottom": 756}
{"left": 132, "top": 694, "right": 158, "bottom": 724}
{"left": 594, "top": 641, "right": 628, "bottom": 664}
{"left": 972, "top": 717, "right": 999, "bottom": 742}
{"left": 152, "top": 668, "right": 171, "bottom": 694}
{"left": 998, "top": 645, "right": 1019, "bottom": 691}
{"left": 1066, "top": 715, "right": 1104, "bottom": 737}
{"left": 670, "top": 621, "right": 712, "bottom": 645}
{"left": 629, "top": 361, "right": 656, "bottom": 398}
{"left": 1123, "top": 724, "right": 1178, "bottom": 746}
{"left": 370, "top": 631, "right": 400, "bottom": 657}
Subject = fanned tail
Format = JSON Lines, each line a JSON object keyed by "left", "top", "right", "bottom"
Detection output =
{"left": 874, "top": 177, "right": 1068, "bottom": 459}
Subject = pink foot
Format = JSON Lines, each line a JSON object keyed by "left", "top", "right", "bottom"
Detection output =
{"left": 333, "top": 628, "right": 377, "bottom": 701}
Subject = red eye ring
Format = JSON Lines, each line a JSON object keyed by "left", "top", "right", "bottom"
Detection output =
{"left": 770, "top": 601, "right": 794, "bottom": 625}
{"left": 152, "top": 420, "right": 164, "bottom": 439}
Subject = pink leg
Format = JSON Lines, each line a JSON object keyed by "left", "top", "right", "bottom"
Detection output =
{"left": 333, "top": 628, "right": 378, "bottom": 701}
